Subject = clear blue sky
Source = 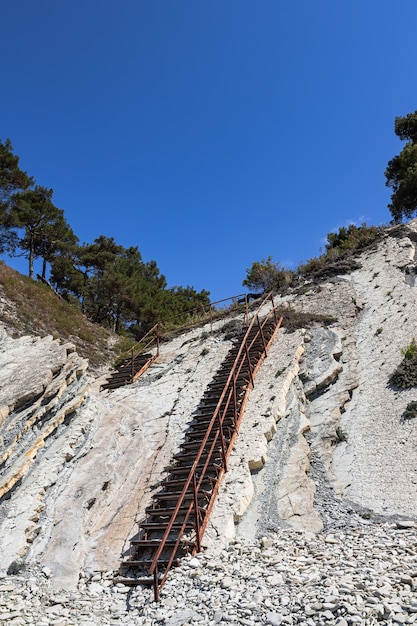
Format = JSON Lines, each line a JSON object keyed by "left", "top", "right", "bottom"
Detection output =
{"left": 1, "top": 1, "right": 417, "bottom": 301}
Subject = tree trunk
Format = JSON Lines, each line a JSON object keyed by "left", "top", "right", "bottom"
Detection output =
{"left": 29, "top": 233, "right": 34, "bottom": 279}
{"left": 41, "top": 257, "right": 47, "bottom": 280}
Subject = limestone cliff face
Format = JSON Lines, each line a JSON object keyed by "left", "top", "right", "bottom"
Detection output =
{"left": 0, "top": 334, "right": 89, "bottom": 499}
{"left": 0, "top": 335, "right": 89, "bottom": 567}
{"left": 1, "top": 221, "right": 417, "bottom": 589}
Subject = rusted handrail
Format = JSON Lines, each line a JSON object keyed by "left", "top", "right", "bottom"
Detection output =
{"left": 125, "top": 323, "right": 160, "bottom": 360}
{"left": 119, "top": 324, "right": 160, "bottom": 380}
{"left": 118, "top": 292, "right": 264, "bottom": 384}
{"left": 123, "top": 293, "right": 256, "bottom": 360}
{"left": 148, "top": 292, "right": 281, "bottom": 598}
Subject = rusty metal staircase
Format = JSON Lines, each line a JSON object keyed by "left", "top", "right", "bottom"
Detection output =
{"left": 101, "top": 325, "right": 160, "bottom": 390}
{"left": 116, "top": 294, "right": 282, "bottom": 600}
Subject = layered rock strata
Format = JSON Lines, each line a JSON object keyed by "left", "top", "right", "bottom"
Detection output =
{"left": 0, "top": 220, "right": 416, "bottom": 596}
{"left": 0, "top": 334, "right": 89, "bottom": 568}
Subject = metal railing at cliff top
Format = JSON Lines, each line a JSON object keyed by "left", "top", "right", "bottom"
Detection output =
{"left": 121, "top": 292, "right": 259, "bottom": 383}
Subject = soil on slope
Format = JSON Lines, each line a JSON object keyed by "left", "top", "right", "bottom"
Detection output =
{"left": 0, "top": 262, "right": 122, "bottom": 373}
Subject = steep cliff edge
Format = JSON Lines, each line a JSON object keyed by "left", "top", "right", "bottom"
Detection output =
{"left": 0, "top": 221, "right": 416, "bottom": 590}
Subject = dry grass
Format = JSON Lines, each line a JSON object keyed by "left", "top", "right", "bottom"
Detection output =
{"left": 0, "top": 262, "right": 120, "bottom": 371}
{"left": 277, "top": 306, "right": 337, "bottom": 331}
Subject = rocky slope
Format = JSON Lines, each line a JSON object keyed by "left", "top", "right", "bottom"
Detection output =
{"left": 1, "top": 521, "right": 416, "bottom": 626}
{"left": 0, "top": 221, "right": 416, "bottom": 623}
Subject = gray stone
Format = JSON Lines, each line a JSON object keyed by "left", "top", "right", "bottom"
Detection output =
{"left": 266, "top": 612, "right": 283, "bottom": 626}
{"left": 164, "top": 610, "right": 204, "bottom": 625}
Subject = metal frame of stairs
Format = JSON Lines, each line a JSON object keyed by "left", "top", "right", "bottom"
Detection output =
{"left": 117, "top": 293, "right": 282, "bottom": 600}
{"left": 101, "top": 294, "right": 254, "bottom": 391}
{"left": 101, "top": 324, "right": 160, "bottom": 390}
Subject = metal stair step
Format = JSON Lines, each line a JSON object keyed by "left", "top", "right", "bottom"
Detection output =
{"left": 130, "top": 538, "right": 195, "bottom": 548}
{"left": 139, "top": 521, "right": 195, "bottom": 530}
{"left": 145, "top": 505, "right": 202, "bottom": 517}
{"left": 121, "top": 558, "right": 180, "bottom": 568}
{"left": 153, "top": 488, "right": 211, "bottom": 501}
{"left": 113, "top": 576, "right": 154, "bottom": 586}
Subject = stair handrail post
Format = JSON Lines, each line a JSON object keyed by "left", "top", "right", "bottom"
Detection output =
{"left": 244, "top": 341, "right": 255, "bottom": 388}
{"left": 270, "top": 292, "right": 278, "bottom": 324}
{"left": 232, "top": 371, "right": 238, "bottom": 427}
{"left": 257, "top": 313, "right": 268, "bottom": 355}
{"left": 131, "top": 347, "right": 135, "bottom": 379}
{"left": 153, "top": 565, "right": 159, "bottom": 602}
{"left": 245, "top": 294, "right": 249, "bottom": 324}
{"left": 200, "top": 303, "right": 207, "bottom": 327}
{"left": 192, "top": 472, "right": 202, "bottom": 552}
{"left": 217, "top": 403, "right": 228, "bottom": 472}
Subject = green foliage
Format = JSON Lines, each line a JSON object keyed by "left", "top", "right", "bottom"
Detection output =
{"left": 403, "top": 401, "right": 417, "bottom": 420}
{"left": 0, "top": 140, "right": 213, "bottom": 340}
{"left": 275, "top": 366, "right": 287, "bottom": 378}
{"left": 49, "top": 237, "right": 211, "bottom": 338}
{"left": 11, "top": 186, "right": 70, "bottom": 278}
{"left": 0, "top": 139, "right": 33, "bottom": 211}
{"left": 277, "top": 306, "right": 338, "bottom": 332}
{"left": 390, "top": 340, "right": 417, "bottom": 389}
{"left": 335, "top": 426, "right": 348, "bottom": 442}
{"left": 243, "top": 256, "right": 294, "bottom": 294}
{"left": 7, "top": 560, "right": 26, "bottom": 575}
{"left": 385, "top": 110, "right": 417, "bottom": 222}
{"left": 325, "top": 223, "right": 382, "bottom": 255}
{"left": 401, "top": 338, "right": 417, "bottom": 360}
{"left": 0, "top": 139, "right": 34, "bottom": 254}
{"left": 298, "top": 256, "right": 361, "bottom": 281}
{"left": 297, "top": 223, "right": 381, "bottom": 281}
{"left": 220, "top": 319, "right": 243, "bottom": 341}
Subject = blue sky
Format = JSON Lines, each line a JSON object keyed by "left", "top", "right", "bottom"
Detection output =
{"left": 1, "top": 1, "right": 417, "bottom": 301}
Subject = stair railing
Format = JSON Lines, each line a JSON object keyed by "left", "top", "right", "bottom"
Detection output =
{"left": 115, "top": 293, "right": 261, "bottom": 387}
{"left": 121, "top": 324, "right": 160, "bottom": 381}
{"left": 147, "top": 292, "right": 282, "bottom": 600}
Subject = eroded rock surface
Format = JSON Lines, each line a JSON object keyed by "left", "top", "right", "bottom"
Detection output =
{"left": 0, "top": 220, "right": 417, "bottom": 602}
{"left": 0, "top": 334, "right": 89, "bottom": 572}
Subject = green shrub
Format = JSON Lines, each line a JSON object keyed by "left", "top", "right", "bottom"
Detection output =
{"left": 7, "top": 560, "right": 26, "bottom": 575}
{"left": 297, "top": 224, "right": 383, "bottom": 282}
{"left": 298, "top": 256, "right": 361, "bottom": 281}
{"left": 390, "top": 342, "right": 417, "bottom": 389}
{"left": 403, "top": 401, "right": 417, "bottom": 420}
{"left": 243, "top": 256, "right": 295, "bottom": 294}
{"left": 335, "top": 426, "right": 348, "bottom": 442}
{"left": 277, "top": 307, "right": 338, "bottom": 332}
{"left": 220, "top": 319, "right": 243, "bottom": 341}
{"left": 401, "top": 338, "right": 417, "bottom": 360}
{"left": 325, "top": 223, "right": 383, "bottom": 254}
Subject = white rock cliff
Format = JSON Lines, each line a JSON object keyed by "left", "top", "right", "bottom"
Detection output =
{"left": 0, "top": 221, "right": 416, "bottom": 593}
